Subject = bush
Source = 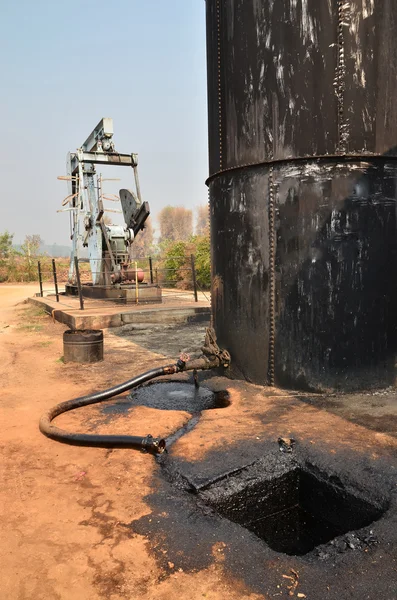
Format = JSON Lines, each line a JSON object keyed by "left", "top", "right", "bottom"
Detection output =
{"left": 193, "top": 235, "right": 211, "bottom": 289}
{"left": 154, "top": 236, "right": 210, "bottom": 291}
{"left": 158, "top": 240, "right": 188, "bottom": 288}
{"left": 0, "top": 232, "right": 47, "bottom": 283}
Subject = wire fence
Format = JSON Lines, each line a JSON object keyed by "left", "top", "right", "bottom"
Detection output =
{"left": 36, "top": 254, "right": 210, "bottom": 309}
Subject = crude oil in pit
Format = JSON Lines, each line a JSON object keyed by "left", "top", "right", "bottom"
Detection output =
{"left": 101, "top": 382, "right": 230, "bottom": 414}
{"left": 202, "top": 468, "right": 385, "bottom": 556}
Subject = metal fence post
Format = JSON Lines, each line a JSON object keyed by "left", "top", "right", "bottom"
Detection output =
{"left": 135, "top": 261, "right": 139, "bottom": 304}
{"left": 74, "top": 256, "right": 84, "bottom": 310}
{"left": 37, "top": 261, "right": 43, "bottom": 297}
{"left": 52, "top": 258, "right": 60, "bottom": 302}
{"left": 149, "top": 256, "right": 154, "bottom": 284}
{"left": 191, "top": 254, "right": 198, "bottom": 302}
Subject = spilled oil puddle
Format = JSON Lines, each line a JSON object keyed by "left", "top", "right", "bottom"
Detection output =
{"left": 98, "top": 382, "right": 230, "bottom": 449}
{"left": 101, "top": 382, "right": 230, "bottom": 414}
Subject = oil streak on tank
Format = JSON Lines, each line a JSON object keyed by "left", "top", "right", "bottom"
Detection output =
{"left": 206, "top": 0, "right": 397, "bottom": 391}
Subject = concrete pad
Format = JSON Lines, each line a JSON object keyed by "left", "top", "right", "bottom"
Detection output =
{"left": 28, "top": 294, "right": 211, "bottom": 330}
{"left": 120, "top": 307, "right": 210, "bottom": 325}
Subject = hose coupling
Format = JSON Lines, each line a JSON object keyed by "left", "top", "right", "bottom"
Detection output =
{"left": 177, "top": 353, "right": 191, "bottom": 370}
{"left": 141, "top": 434, "right": 166, "bottom": 454}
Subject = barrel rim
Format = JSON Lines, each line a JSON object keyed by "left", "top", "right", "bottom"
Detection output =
{"left": 64, "top": 329, "right": 103, "bottom": 336}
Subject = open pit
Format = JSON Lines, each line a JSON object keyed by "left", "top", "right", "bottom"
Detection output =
{"left": 200, "top": 460, "right": 386, "bottom": 556}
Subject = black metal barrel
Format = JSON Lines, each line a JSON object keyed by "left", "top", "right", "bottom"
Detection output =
{"left": 63, "top": 330, "right": 104, "bottom": 363}
{"left": 206, "top": 0, "right": 397, "bottom": 391}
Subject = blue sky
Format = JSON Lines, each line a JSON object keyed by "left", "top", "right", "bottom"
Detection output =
{"left": 0, "top": 0, "right": 208, "bottom": 245}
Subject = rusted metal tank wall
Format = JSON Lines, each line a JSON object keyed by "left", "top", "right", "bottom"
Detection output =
{"left": 206, "top": 0, "right": 397, "bottom": 390}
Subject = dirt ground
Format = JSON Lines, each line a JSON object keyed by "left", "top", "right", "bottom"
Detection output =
{"left": 1, "top": 284, "right": 397, "bottom": 600}
{"left": 0, "top": 285, "right": 261, "bottom": 600}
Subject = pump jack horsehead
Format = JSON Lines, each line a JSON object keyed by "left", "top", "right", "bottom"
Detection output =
{"left": 58, "top": 118, "right": 150, "bottom": 289}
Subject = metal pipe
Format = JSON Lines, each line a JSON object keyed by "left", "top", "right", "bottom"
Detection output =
{"left": 74, "top": 256, "right": 84, "bottom": 310}
{"left": 52, "top": 259, "right": 59, "bottom": 302}
{"left": 149, "top": 256, "right": 154, "bottom": 284}
{"left": 191, "top": 254, "right": 198, "bottom": 302}
{"left": 37, "top": 261, "right": 43, "bottom": 297}
{"left": 135, "top": 260, "right": 139, "bottom": 304}
{"left": 193, "top": 369, "right": 199, "bottom": 388}
{"left": 133, "top": 164, "right": 142, "bottom": 203}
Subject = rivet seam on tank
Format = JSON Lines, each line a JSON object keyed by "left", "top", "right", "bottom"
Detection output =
{"left": 216, "top": 0, "right": 223, "bottom": 170}
{"left": 268, "top": 166, "right": 276, "bottom": 387}
{"left": 336, "top": 0, "right": 350, "bottom": 153}
{"left": 206, "top": 153, "right": 397, "bottom": 185}
{"left": 207, "top": 186, "right": 214, "bottom": 330}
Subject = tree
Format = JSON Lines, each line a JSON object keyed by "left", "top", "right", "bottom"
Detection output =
{"left": 21, "top": 234, "right": 42, "bottom": 259}
{"left": 130, "top": 217, "right": 154, "bottom": 258}
{"left": 157, "top": 235, "right": 211, "bottom": 290}
{"left": 161, "top": 240, "right": 188, "bottom": 287}
{"left": 196, "top": 205, "right": 209, "bottom": 237}
{"left": 0, "top": 231, "right": 15, "bottom": 282}
{"left": 0, "top": 231, "right": 14, "bottom": 259}
{"left": 193, "top": 234, "right": 211, "bottom": 289}
{"left": 158, "top": 206, "right": 193, "bottom": 243}
{"left": 20, "top": 234, "right": 43, "bottom": 281}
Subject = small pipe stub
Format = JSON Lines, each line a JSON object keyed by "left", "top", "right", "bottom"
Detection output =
{"left": 177, "top": 353, "right": 191, "bottom": 370}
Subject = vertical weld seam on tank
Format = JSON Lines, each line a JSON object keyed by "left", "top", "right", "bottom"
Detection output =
{"left": 268, "top": 166, "right": 276, "bottom": 386}
{"left": 337, "top": 0, "right": 349, "bottom": 153}
{"left": 216, "top": 0, "right": 223, "bottom": 170}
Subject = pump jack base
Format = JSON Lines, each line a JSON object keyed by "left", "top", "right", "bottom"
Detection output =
{"left": 65, "top": 283, "right": 162, "bottom": 304}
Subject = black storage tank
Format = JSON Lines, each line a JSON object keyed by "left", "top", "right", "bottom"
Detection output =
{"left": 206, "top": 0, "right": 397, "bottom": 391}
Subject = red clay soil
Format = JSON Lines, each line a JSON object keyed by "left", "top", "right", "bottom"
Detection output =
{"left": 0, "top": 285, "right": 262, "bottom": 600}
{"left": 1, "top": 284, "right": 397, "bottom": 600}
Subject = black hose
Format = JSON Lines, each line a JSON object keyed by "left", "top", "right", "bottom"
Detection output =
{"left": 39, "top": 333, "right": 231, "bottom": 455}
{"left": 39, "top": 364, "right": 180, "bottom": 454}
